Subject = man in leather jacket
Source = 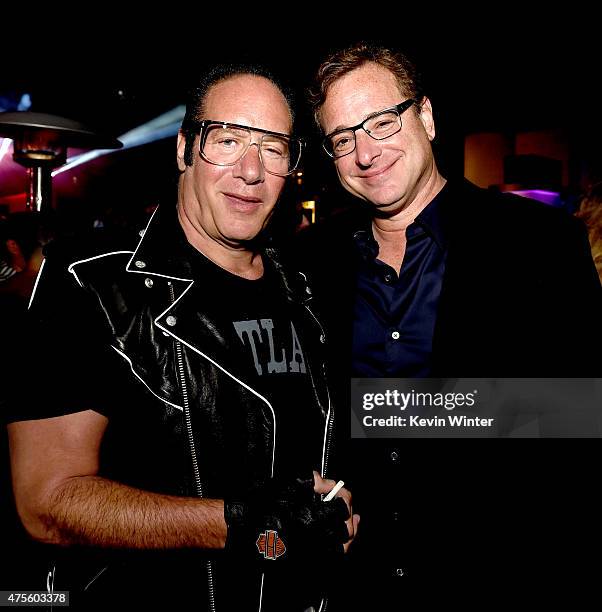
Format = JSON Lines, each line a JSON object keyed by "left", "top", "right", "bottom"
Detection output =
{"left": 6, "top": 64, "right": 359, "bottom": 611}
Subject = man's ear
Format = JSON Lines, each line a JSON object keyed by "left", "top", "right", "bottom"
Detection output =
{"left": 418, "top": 97, "right": 436, "bottom": 142}
{"left": 176, "top": 131, "right": 187, "bottom": 172}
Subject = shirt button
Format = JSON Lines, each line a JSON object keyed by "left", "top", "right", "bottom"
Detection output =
{"left": 384, "top": 273, "right": 392, "bottom": 283}
{"left": 391, "top": 331, "right": 400, "bottom": 340}
{"left": 134, "top": 260, "right": 146, "bottom": 269}
{"left": 390, "top": 451, "right": 399, "bottom": 462}
{"left": 144, "top": 278, "right": 153, "bottom": 288}
{"left": 166, "top": 315, "right": 177, "bottom": 326}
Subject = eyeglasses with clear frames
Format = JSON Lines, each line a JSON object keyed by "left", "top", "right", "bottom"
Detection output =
{"left": 322, "top": 99, "right": 417, "bottom": 159}
{"left": 183, "top": 120, "right": 303, "bottom": 177}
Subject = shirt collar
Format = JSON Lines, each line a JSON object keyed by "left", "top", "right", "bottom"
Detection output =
{"left": 410, "top": 183, "right": 449, "bottom": 250}
{"left": 352, "top": 182, "right": 450, "bottom": 260}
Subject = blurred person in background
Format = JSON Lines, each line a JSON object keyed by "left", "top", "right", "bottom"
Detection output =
{"left": 0, "top": 212, "right": 44, "bottom": 305}
{"left": 575, "top": 181, "right": 602, "bottom": 283}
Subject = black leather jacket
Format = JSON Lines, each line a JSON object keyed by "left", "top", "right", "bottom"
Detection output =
{"left": 29, "top": 206, "right": 336, "bottom": 611}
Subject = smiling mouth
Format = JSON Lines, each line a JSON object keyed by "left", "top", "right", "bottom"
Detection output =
{"left": 358, "top": 157, "right": 399, "bottom": 180}
{"left": 223, "top": 192, "right": 262, "bottom": 204}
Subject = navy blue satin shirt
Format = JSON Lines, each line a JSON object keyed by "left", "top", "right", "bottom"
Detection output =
{"left": 352, "top": 187, "right": 449, "bottom": 376}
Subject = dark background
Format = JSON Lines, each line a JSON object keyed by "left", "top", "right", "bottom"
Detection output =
{"left": 2, "top": 9, "right": 600, "bottom": 607}
{"left": 2, "top": 11, "right": 601, "bottom": 208}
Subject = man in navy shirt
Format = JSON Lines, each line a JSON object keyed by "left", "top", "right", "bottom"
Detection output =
{"left": 303, "top": 42, "right": 601, "bottom": 379}
{"left": 295, "top": 42, "right": 602, "bottom": 606}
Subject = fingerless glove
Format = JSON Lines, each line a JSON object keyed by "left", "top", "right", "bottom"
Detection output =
{"left": 224, "top": 474, "right": 349, "bottom": 565}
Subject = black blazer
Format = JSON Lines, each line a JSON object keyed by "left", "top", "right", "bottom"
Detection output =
{"left": 290, "top": 179, "right": 602, "bottom": 606}
{"left": 295, "top": 178, "right": 601, "bottom": 380}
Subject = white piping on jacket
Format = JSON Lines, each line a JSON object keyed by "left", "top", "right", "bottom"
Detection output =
{"left": 258, "top": 574, "right": 265, "bottom": 612}
{"left": 154, "top": 281, "right": 277, "bottom": 477}
{"left": 28, "top": 257, "right": 46, "bottom": 310}
{"left": 68, "top": 251, "right": 135, "bottom": 286}
{"left": 125, "top": 207, "right": 193, "bottom": 283}
{"left": 304, "top": 303, "right": 332, "bottom": 480}
{"left": 66, "top": 247, "right": 278, "bottom": 476}
{"left": 110, "top": 345, "right": 183, "bottom": 411}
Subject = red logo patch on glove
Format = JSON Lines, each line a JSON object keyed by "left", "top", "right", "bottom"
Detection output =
{"left": 256, "top": 529, "right": 286, "bottom": 560}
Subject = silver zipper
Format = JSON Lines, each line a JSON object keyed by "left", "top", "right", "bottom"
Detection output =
{"left": 169, "top": 282, "right": 217, "bottom": 612}
{"left": 306, "top": 305, "right": 333, "bottom": 612}
{"left": 323, "top": 381, "right": 334, "bottom": 480}
{"left": 304, "top": 304, "right": 335, "bottom": 479}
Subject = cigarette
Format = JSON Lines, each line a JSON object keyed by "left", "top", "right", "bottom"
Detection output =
{"left": 323, "top": 480, "right": 344, "bottom": 502}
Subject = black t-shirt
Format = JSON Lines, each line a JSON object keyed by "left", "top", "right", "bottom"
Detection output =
{"left": 184, "top": 245, "right": 322, "bottom": 481}
{"left": 3, "top": 253, "right": 122, "bottom": 425}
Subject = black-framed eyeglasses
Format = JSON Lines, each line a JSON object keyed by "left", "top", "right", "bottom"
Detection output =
{"left": 322, "top": 99, "right": 417, "bottom": 159}
{"left": 184, "top": 120, "right": 303, "bottom": 177}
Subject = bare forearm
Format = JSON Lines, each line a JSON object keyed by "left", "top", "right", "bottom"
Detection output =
{"left": 40, "top": 475, "right": 226, "bottom": 550}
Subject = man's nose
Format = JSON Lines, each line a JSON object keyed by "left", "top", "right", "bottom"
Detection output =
{"left": 233, "top": 142, "right": 264, "bottom": 183}
{"left": 354, "top": 130, "right": 381, "bottom": 168}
